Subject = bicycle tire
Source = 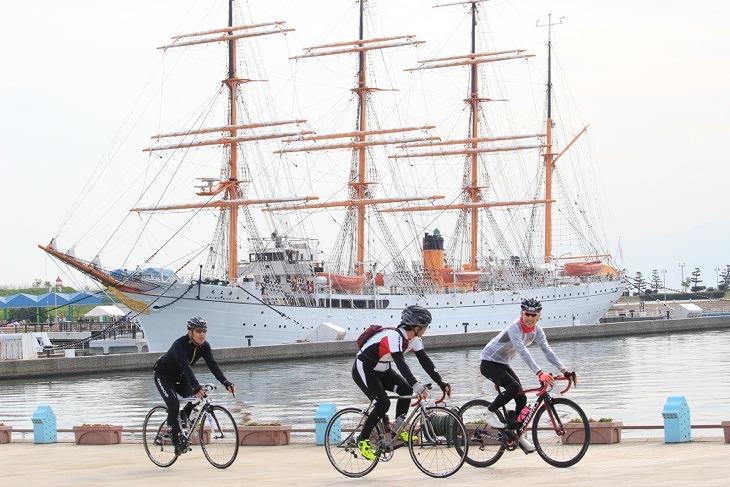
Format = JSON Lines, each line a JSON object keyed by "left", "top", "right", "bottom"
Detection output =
{"left": 324, "top": 407, "right": 381, "bottom": 478}
{"left": 143, "top": 406, "right": 178, "bottom": 468}
{"left": 532, "top": 397, "right": 590, "bottom": 467}
{"left": 457, "top": 399, "right": 505, "bottom": 467}
{"left": 408, "top": 406, "right": 468, "bottom": 478}
{"left": 200, "top": 405, "right": 240, "bottom": 469}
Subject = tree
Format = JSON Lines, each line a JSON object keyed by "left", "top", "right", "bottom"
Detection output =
{"left": 650, "top": 269, "right": 661, "bottom": 292}
{"left": 634, "top": 271, "right": 646, "bottom": 295}
{"left": 720, "top": 265, "right": 730, "bottom": 292}
{"left": 690, "top": 267, "right": 705, "bottom": 293}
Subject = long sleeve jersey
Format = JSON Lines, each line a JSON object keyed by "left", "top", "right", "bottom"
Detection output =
{"left": 153, "top": 335, "right": 228, "bottom": 389}
{"left": 480, "top": 318, "right": 565, "bottom": 374}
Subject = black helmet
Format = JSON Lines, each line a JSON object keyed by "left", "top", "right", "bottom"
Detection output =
{"left": 400, "top": 305, "right": 432, "bottom": 329}
{"left": 187, "top": 316, "right": 208, "bottom": 329}
{"left": 520, "top": 298, "right": 542, "bottom": 313}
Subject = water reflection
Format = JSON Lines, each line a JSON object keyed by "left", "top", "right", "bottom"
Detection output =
{"left": 1, "top": 330, "right": 727, "bottom": 440}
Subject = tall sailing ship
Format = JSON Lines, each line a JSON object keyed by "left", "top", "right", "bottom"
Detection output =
{"left": 40, "top": 0, "right": 624, "bottom": 352}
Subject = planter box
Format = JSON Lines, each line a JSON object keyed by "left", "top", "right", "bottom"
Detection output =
{"left": 237, "top": 425, "right": 291, "bottom": 446}
{"left": 0, "top": 426, "right": 12, "bottom": 444}
{"left": 191, "top": 426, "right": 211, "bottom": 445}
{"left": 73, "top": 425, "right": 123, "bottom": 445}
{"left": 722, "top": 421, "right": 730, "bottom": 444}
{"left": 563, "top": 421, "right": 622, "bottom": 445}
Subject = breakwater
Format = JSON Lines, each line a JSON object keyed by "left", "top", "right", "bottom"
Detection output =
{"left": 2, "top": 315, "right": 729, "bottom": 380}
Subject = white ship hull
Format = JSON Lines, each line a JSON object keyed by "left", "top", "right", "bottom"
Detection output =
{"left": 126, "top": 280, "right": 624, "bottom": 352}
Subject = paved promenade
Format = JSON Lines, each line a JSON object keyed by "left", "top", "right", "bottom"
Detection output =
{"left": 1, "top": 437, "right": 727, "bottom": 486}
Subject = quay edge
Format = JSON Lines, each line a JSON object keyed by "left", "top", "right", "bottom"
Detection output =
{"left": 2, "top": 315, "right": 729, "bottom": 380}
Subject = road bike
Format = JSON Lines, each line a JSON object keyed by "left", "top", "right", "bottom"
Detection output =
{"left": 324, "top": 384, "right": 468, "bottom": 478}
{"left": 143, "top": 383, "right": 239, "bottom": 468}
{"left": 458, "top": 374, "right": 589, "bottom": 468}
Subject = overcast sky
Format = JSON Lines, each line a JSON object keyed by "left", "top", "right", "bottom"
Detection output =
{"left": 1, "top": 0, "right": 728, "bottom": 291}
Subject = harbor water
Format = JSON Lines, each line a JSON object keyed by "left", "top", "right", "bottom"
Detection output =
{"left": 1, "top": 329, "right": 727, "bottom": 439}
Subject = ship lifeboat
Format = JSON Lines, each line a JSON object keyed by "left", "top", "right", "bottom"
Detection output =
{"left": 438, "top": 267, "right": 482, "bottom": 283}
{"left": 563, "top": 261, "right": 603, "bottom": 277}
{"left": 317, "top": 272, "right": 366, "bottom": 291}
{"left": 365, "top": 271, "right": 385, "bottom": 287}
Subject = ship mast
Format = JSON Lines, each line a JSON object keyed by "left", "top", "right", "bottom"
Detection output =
{"left": 541, "top": 14, "right": 558, "bottom": 263}
{"left": 39, "top": 2, "right": 316, "bottom": 290}
{"left": 131, "top": 2, "right": 317, "bottom": 283}
{"left": 270, "top": 0, "right": 441, "bottom": 278}
{"left": 226, "top": 0, "right": 241, "bottom": 282}
{"left": 388, "top": 0, "right": 541, "bottom": 271}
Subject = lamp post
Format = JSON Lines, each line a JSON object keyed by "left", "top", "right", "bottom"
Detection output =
{"left": 55, "top": 277, "right": 63, "bottom": 324}
{"left": 679, "top": 262, "right": 685, "bottom": 292}
{"left": 660, "top": 268, "right": 667, "bottom": 303}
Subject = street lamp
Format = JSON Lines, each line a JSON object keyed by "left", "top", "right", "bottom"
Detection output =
{"left": 660, "top": 268, "right": 667, "bottom": 302}
{"left": 679, "top": 262, "right": 685, "bottom": 292}
{"left": 55, "top": 277, "right": 63, "bottom": 324}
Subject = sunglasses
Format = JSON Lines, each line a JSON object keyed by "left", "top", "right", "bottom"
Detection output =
{"left": 523, "top": 312, "right": 539, "bottom": 317}
{"left": 193, "top": 327, "right": 207, "bottom": 333}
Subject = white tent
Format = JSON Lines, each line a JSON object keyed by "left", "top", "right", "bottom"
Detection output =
{"left": 84, "top": 305, "right": 126, "bottom": 318}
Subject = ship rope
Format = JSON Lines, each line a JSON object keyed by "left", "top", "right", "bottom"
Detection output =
{"left": 233, "top": 283, "right": 313, "bottom": 330}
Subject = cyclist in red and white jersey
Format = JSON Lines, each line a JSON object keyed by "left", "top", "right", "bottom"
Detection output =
{"left": 352, "top": 305, "right": 451, "bottom": 461}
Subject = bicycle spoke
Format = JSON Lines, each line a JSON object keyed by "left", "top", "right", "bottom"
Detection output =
{"left": 200, "top": 406, "right": 239, "bottom": 469}
{"left": 408, "top": 406, "right": 468, "bottom": 478}
{"left": 532, "top": 397, "right": 590, "bottom": 467}
{"left": 143, "top": 406, "right": 178, "bottom": 468}
{"left": 457, "top": 399, "right": 505, "bottom": 467}
{"left": 324, "top": 408, "right": 380, "bottom": 478}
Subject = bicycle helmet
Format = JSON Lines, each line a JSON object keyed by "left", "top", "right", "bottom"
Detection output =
{"left": 520, "top": 298, "right": 542, "bottom": 313}
{"left": 187, "top": 316, "right": 208, "bottom": 330}
{"left": 399, "top": 305, "right": 432, "bottom": 329}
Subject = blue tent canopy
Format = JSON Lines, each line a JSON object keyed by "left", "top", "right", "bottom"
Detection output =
{"left": 3, "top": 293, "right": 40, "bottom": 308}
{"left": 0, "top": 292, "right": 103, "bottom": 309}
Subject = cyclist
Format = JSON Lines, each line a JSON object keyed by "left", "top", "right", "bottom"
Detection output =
{"left": 153, "top": 316, "right": 235, "bottom": 456}
{"left": 352, "top": 305, "right": 451, "bottom": 461}
{"left": 479, "top": 298, "right": 576, "bottom": 453}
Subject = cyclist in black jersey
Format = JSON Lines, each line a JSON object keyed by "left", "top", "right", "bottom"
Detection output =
{"left": 352, "top": 305, "right": 451, "bottom": 461}
{"left": 153, "top": 316, "right": 235, "bottom": 456}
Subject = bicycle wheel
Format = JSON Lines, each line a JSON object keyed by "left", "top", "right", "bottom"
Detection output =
{"left": 324, "top": 408, "right": 380, "bottom": 478}
{"left": 532, "top": 397, "right": 590, "bottom": 467}
{"left": 408, "top": 406, "right": 468, "bottom": 478}
{"left": 200, "top": 405, "right": 240, "bottom": 469}
{"left": 457, "top": 399, "right": 505, "bottom": 467}
{"left": 143, "top": 406, "right": 178, "bottom": 468}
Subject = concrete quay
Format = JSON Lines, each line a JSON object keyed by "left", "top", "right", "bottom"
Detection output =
{"left": 0, "top": 437, "right": 727, "bottom": 486}
{"left": 2, "top": 315, "right": 729, "bottom": 380}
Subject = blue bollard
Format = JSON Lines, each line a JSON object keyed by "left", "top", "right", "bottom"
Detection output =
{"left": 662, "top": 396, "right": 691, "bottom": 443}
{"left": 31, "top": 405, "right": 57, "bottom": 444}
{"left": 314, "top": 402, "right": 338, "bottom": 445}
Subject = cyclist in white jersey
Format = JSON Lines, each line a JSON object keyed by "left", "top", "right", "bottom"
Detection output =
{"left": 479, "top": 298, "right": 576, "bottom": 453}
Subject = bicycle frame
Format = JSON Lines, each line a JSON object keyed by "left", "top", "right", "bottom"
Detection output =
{"left": 377, "top": 389, "right": 448, "bottom": 445}
{"left": 512, "top": 377, "right": 573, "bottom": 442}
{"left": 481, "top": 376, "right": 573, "bottom": 446}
